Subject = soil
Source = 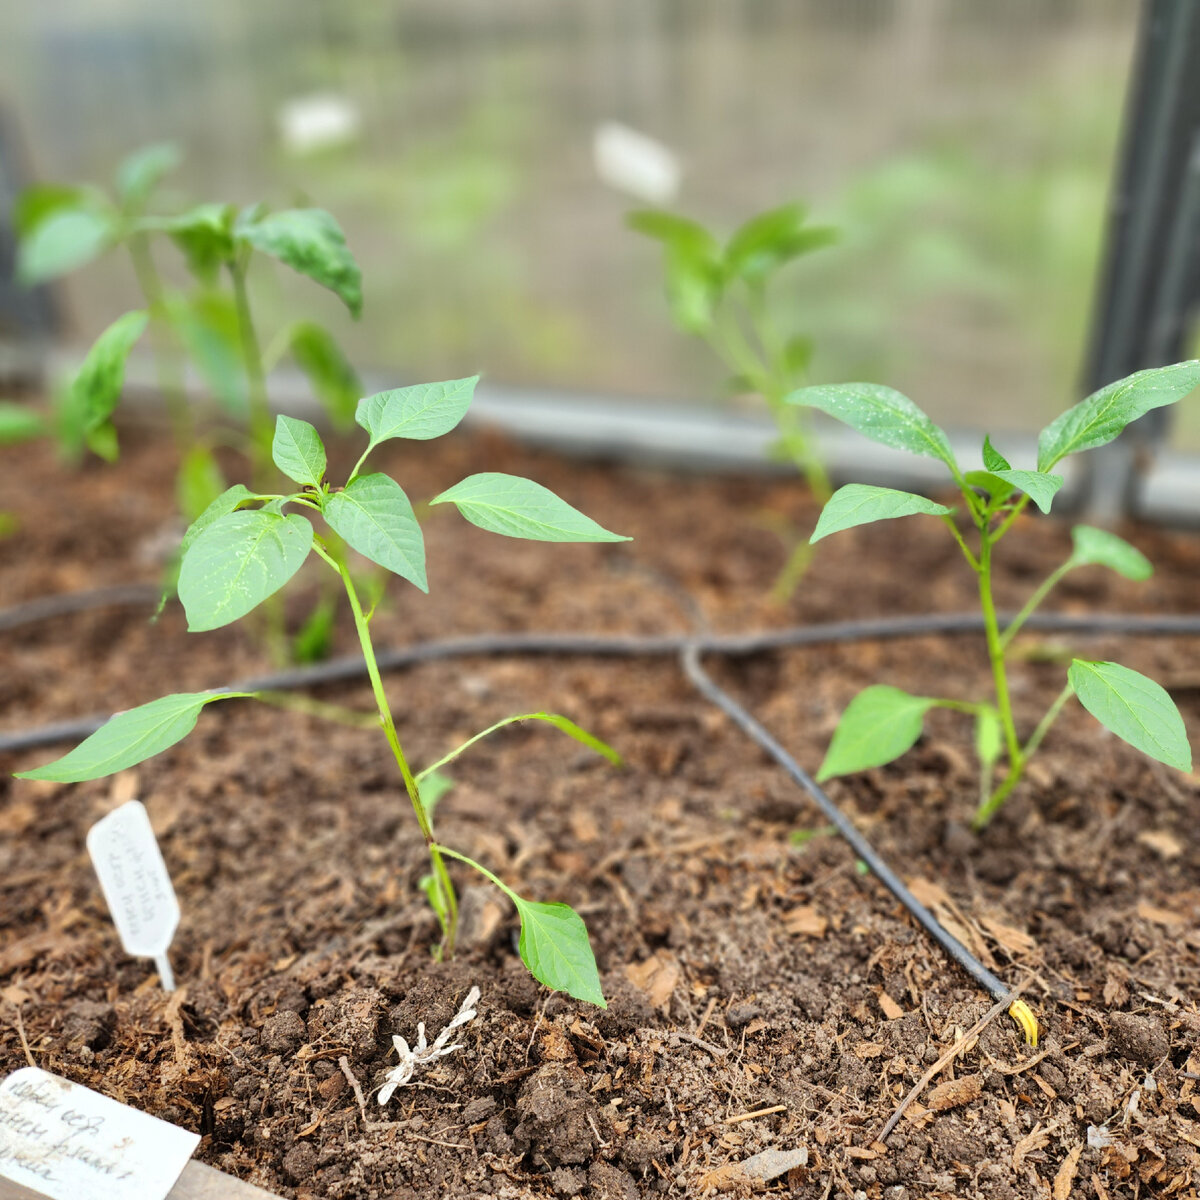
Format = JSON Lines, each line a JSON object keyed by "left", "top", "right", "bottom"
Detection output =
{"left": 2, "top": 423, "right": 1199, "bottom": 1200}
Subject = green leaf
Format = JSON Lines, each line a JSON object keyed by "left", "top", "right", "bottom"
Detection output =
{"left": 323, "top": 473, "right": 427, "bottom": 592}
{"left": 981, "top": 435, "right": 1010, "bottom": 472}
{"left": 15, "top": 691, "right": 244, "bottom": 782}
{"left": 418, "top": 769, "right": 455, "bottom": 818}
{"left": 1037, "top": 361, "right": 1200, "bottom": 471}
{"left": 1068, "top": 660, "right": 1191, "bottom": 772}
{"left": 626, "top": 210, "right": 719, "bottom": 260}
{"left": 355, "top": 376, "right": 478, "bottom": 449}
{"left": 115, "top": 142, "right": 181, "bottom": 210}
{"left": 788, "top": 383, "right": 958, "bottom": 471}
{"left": 179, "top": 510, "right": 313, "bottom": 631}
{"left": 514, "top": 897, "right": 606, "bottom": 1007}
{"left": 161, "top": 203, "right": 236, "bottom": 284}
{"left": 164, "top": 290, "right": 246, "bottom": 413}
{"left": 272, "top": 415, "right": 326, "bottom": 487}
{"left": 0, "top": 402, "right": 47, "bottom": 445}
{"left": 238, "top": 208, "right": 363, "bottom": 317}
{"left": 417, "top": 712, "right": 622, "bottom": 781}
{"left": 627, "top": 210, "right": 724, "bottom": 334}
{"left": 12, "top": 184, "right": 95, "bottom": 239}
{"left": 179, "top": 484, "right": 256, "bottom": 559}
{"left": 431, "top": 473, "right": 629, "bottom": 542}
{"left": 810, "top": 484, "right": 951, "bottom": 544}
{"left": 964, "top": 470, "right": 1016, "bottom": 506}
{"left": 59, "top": 310, "right": 149, "bottom": 452}
{"left": 17, "top": 208, "right": 114, "bottom": 285}
{"left": 725, "top": 204, "right": 836, "bottom": 284}
{"left": 85, "top": 421, "right": 120, "bottom": 463}
{"left": 175, "top": 445, "right": 228, "bottom": 522}
{"left": 1068, "top": 525, "right": 1152, "bottom": 581}
{"left": 289, "top": 322, "right": 361, "bottom": 430}
{"left": 974, "top": 707, "right": 1002, "bottom": 768}
{"left": 988, "top": 469, "right": 1063, "bottom": 515}
{"left": 817, "top": 685, "right": 937, "bottom": 781}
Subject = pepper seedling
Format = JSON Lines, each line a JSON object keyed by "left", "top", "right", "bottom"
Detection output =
{"left": 629, "top": 202, "right": 837, "bottom": 596}
{"left": 789, "top": 361, "right": 1199, "bottom": 828}
{"left": 15, "top": 376, "right": 630, "bottom": 1006}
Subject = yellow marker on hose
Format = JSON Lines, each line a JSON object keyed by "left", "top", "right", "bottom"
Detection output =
{"left": 1008, "top": 999, "right": 1038, "bottom": 1047}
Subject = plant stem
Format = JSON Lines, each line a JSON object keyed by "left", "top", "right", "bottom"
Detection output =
{"left": 314, "top": 540, "right": 459, "bottom": 954}
{"left": 1000, "top": 559, "right": 1076, "bottom": 651}
{"left": 227, "top": 258, "right": 274, "bottom": 471}
{"left": 1019, "top": 680, "right": 1073, "bottom": 762}
{"left": 252, "top": 690, "right": 378, "bottom": 729}
{"left": 435, "top": 845, "right": 520, "bottom": 907}
{"left": 977, "top": 531, "right": 1022, "bottom": 773}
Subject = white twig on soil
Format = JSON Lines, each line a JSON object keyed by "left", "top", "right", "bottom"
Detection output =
{"left": 378, "top": 986, "right": 481, "bottom": 1105}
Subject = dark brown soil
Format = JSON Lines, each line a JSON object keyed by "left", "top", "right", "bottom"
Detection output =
{"left": 2, "top": 424, "right": 1199, "bottom": 1199}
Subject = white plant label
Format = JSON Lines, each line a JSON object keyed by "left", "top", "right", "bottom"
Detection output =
{"left": 0, "top": 1068, "right": 198, "bottom": 1200}
{"left": 85, "top": 801, "right": 180, "bottom": 991}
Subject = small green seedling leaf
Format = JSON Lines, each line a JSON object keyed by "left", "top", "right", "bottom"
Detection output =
{"left": 1037, "top": 361, "right": 1200, "bottom": 471}
{"left": 290, "top": 322, "right": 361, "bottom": 430}
{"left": 59, "top": 310, "right": 149, "bottom": 453}
{"left": 431, "top": 473, "right": 630, "bottom": 542}
{"left": 1068, "top": 660, "right": 1191, "bottom": 772}
{"left": 988, "top": 469, "right": 1063, "bottom": 515}
{"left": 164, "top": 290, "right": 247, "bottom": 413}
{"left": 810, "top": 484, "right": 951, "bottom": 543}
{"left": 0, "top": 402, "right": 47, "bottom": 444}
{"left": 115, "top": 142, "right": 181, "bottom": 210}
{"left": 817, "top": 685, "right": 937, "bottom": 781}
{"left": 179, "top": 510, "right": 313, "bottom": 631}
{"left": 626, "top": 210, "right": 719, "bottom": 260}
{"left": 419, "top": 873, "right": 450, "bottom": 927}
{"left": 964, "top": 470, "right": 1016, "bottom": 506}
{"left": 15, "top": 691, "right": 245, "bottom": 782}
{"left": 725, "top": 204, "right": 836, "bottom": 285}
{"left": 239, "top": 208, "right": 363, "bottom": 317}
{"left": 1069, "top": 525, "right": 1152, "bottom": 581}
{"left": 627, "top": 210, "right": 724, "bottom": 334}
{"left": 974, "top": 707, "right": 1003, "bottom": 768}
{"left": 13, "top": 184, "right": 94, "bottom": 239}
{"left": 788, "top": 382, "right": 958, "bottom": 472}
{"left": 180, "top": 484, "right": 257, "bottom": 559}
{"left": 160, "top": 203, "right": 236, "bottom": 283}
{"left": 324, "top": 473, "right": 427, "bottom": 592}
{"left": 514, "top": 897, "right": 606, "bottom": 1007}
{"left": 418, "top": 770, "right": 455, "bottom": 818}
{"left": 355, "top": 376, "right": 478, "bottom": 450}
{"left": 417, "top": 712, "right": 621, "bottom": 781}
{"left": 981, "top": 436, "right": 1010, "bottom": 472}
{"left": 272, "top": 415, "right": 326, "bottom": 487}
{"left": 17, "top": 207, "right": 114, "bottom": 285}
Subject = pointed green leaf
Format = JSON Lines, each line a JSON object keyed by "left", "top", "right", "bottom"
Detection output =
{"left": 239, "top": 208, "right": 363, "bottom": 317}
{"left": 115, "top": 142, "right": 181, "bottom": 210}
{"left": 290, "top": 322, "right": 361, "bottom": 430}
{"left": 179, "top": 484, "right": 256, "bottom": 559}
{"left": 13, "top": 184, "right": 96, "bottom": 239}
{"left": 272, "top": 415, "right": 326, "bottom": 487}
{"left": 974, "top": 707, "right": 1002, "bottom": 768}
{"left": 788, "top": 383, "right": 958, "bottom": 471}
{"left": 159, "top": 203, "right": 236, "bottom": 283}
{"left": 179, "top": 510, "right": 312, "bottom": 631}
{"left": 418, "top": 770, "right": 455, "bottom": 819}
{"left": 164, "top": 290, "right": 246, "bottom": 413}
{"left": 628, "top": 210, "right": 724, "bottom": 334}
{"left": 626, "top": 210, "right": 719, "bottom": 260}
{"left": 416, "top": 712, "right": 621, "bottom": 782}
{"left": 725, "top": 203, "right": 836, "bottom": 284}
{"left": 324, "top": 473, "right": 427, "bottom": 591}
{"left": 355, "top": 376, "right": 478, "bottom": 448}
{"left": 989, "top": 469, "right": 1063, "bottom": 515}
{"left": 1069, "top": 526, "right": 1152, "bottom": 581}
{"left": 982, "top": 435, "right": 1011, "bottom": 472}
{"left": 15, "top": 691, "right": 245, "bottom": 782}
{"left": 17, "top": 208, "right": 115, "bottom": 285}
{"left": 58, "top": 311, "right": 149, "bottom": 454}
{"left": 964, "top": 470, "right": 1016, "bottom": 506}
{"left": 810, "top": 484, "right": 951, "bottom": 544}
{"left": 431, "top": 473, "right": 630, "bottom": 542}
{"left": 1037, "top": 361, "right": 1200, "bottom": 471}
{"left": 817, "top": 685, "right": 937, "bottom": 781}
{"left": 1068, "top": 660, "right": 1191, "bottom": 772}
{"left": 514, "top": 897, "right": 606, "bottom": 1007}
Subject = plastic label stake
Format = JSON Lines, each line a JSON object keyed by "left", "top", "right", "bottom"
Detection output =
{"left": 0, "top": 1067, "right": 199, "bottom": 1200}
{"left": 86, "top": 801, "right": 181, "bottom": 992}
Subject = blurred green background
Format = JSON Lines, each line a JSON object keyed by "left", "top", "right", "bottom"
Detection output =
{"left": 7, "top": 0, "right": 1189, "bottom": 442}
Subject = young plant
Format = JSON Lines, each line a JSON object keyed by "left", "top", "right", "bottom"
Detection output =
{"left": 13, "top": 143, "right": 363, "bottom": 515}
{"left": 790, "top": 361, "right": 1199, "bottom": 828}
{"left": 629, "top": 202, "right": 837, "bottom": 595}
{"left": 14, "top": 376, "right": 629, "bottom": 1005}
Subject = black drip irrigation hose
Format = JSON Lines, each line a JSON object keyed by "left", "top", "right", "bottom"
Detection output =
{"left": 0, "top": 584, "right": 163, "bottom": 632}
{"left": 4, "top": 607, "right": 1197, "bottom": 1044}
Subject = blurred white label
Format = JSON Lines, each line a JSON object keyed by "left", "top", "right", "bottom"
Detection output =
{"left": 86, "top": 802, "right": 179, "bottom": 990}
{"left": 0, "top": 1068, "right": 198, "bottom": 1200}
{"left": 279, "top": 92, "right": 361, "bottom": 155}
{"left": 593, "top": 122, "right": 681, "bottom": 204}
